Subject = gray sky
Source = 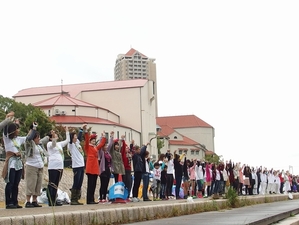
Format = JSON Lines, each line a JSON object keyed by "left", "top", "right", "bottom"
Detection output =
{"left": 1, "top": 1, "right": 299, "bottom": 173}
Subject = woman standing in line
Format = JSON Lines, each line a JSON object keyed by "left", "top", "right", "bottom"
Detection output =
{"left": 1, "top": 111, "right": 36, "bottom": 209}
{"left": 46, "top": 126, "right": 70, "bottom": 206}
{"left": 83, "top": 126, "right": 106, "bottom": 204}
{"left": 108, "top": 132, "right": 125, "bottom": 183}
{"left": 165, "top": 151, "right": 174, "bottom": 199}
{"left": 24, "top": 123, "right": 50, "bottom": 208}
{"left": 98, "top": 132, "right": 113, "bottom": 203}
{"left": 67, "top": 124, "right": 85, "bottom": 205}
{"left": 121, "top": 137, "right": 132, "bottom": 200}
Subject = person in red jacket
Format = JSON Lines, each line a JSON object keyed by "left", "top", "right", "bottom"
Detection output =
{"left": 83, "top": 125, "right": 106, "bottom": 204}
{"left": 120, "top": 135, "right": 132, "bottom": 200}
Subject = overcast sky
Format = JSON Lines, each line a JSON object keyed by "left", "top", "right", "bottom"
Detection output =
{"left": 1, "top": 1, "right": 299, "bottom": 173}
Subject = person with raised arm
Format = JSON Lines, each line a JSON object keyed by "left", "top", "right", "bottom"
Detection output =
{"left": 46, "top": 126, "right": 70, "bottom": 206}
{"left": 67, "top": 124, "right": 85, "bottom": 205}
{"left": 1, "top": 111, "right": 37, "bottom": 209}
{"left": 83, "top": 125, "right": 106, "bottom": 204}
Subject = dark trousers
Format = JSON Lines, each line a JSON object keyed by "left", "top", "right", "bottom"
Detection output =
{"left": 99, "top": 170, "right": 111, "bottom": 200}
{"left": 166, "top": 174, "right": 174, "bottom": 197}
{"left": 132, "top": 171, "right": 142, "bottom": 198}
{"left": 5, "top": 168, "right": 22, "bottom": 206}
{"left": 72, "top": 167, "right": 84, "bottom": 190}
{"left": 86, "top": 173, "right": 98, "bottom": 203}
{"left": 175, "top": 175, "right": 182, "bottom": 198}
{"left": 124, "top": 169, "right": 132, "bottom": 198}
{"left": 47, "top": 169, "right": 63, "bottom": 205}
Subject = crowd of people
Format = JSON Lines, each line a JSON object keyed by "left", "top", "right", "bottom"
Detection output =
{"left": 0, "top": 111, "right": 297, "bottom": 209}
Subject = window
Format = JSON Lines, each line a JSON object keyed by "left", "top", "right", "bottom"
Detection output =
{"left": 179, "top": 150, "right": 183, "bottom": 154}
{"left": 191, "top": 151, "right": 194, "bottom": 155}
{"left": 174, "top": 136, "right": 177, "bottom": 139}
{"left": 196, "top": 151, "right": 199, "bottom": 155}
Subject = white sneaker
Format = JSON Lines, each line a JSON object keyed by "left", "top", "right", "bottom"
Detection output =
{"left": 132, "top": 197, "right": 139, "bottom": 202}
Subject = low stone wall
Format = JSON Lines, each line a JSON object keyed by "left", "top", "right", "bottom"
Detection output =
{"left": 0, "top": 194, "right": 297, "bottom": 225}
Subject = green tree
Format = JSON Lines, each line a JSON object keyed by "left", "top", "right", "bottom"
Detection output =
{"left": 157, "top": 137, "right": 164, "bottom": 155}
{"left": 0, "top": 95, "right": 55, "bottom": 137}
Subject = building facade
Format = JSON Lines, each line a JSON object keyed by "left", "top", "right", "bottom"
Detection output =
{"left": 114, "top": 48, "right": 158, "bottom": 115}
{"left": 13, "top": 79, "right": 159, "bottom": 159}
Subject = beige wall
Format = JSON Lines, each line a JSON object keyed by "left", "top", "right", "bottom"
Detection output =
{"left": 175, "top": 127, "right": 215, "bottom": 152}
{"left": 78, "top": 81, "right": 158, "bottom": 157}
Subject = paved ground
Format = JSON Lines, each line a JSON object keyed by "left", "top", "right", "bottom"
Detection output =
{"left": 123, "top": 199, "right": 299, "bottom": 225}
{"left": 1, "top": 194, "right": 299, "bottom": 225}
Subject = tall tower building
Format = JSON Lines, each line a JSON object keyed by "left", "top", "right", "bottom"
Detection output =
{"left": 114, "top": 48, "right": 158, "bottom": 115}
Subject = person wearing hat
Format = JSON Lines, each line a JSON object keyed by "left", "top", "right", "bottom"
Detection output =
{"left": 1, "top": 111, "right": 37, "bottom": 209}
{"left": 83, "top": 125, "right": 106, "bottom": 204}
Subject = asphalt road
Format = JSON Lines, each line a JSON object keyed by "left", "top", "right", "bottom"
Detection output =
{"left": 123, "top": 199, "right": 299, "bottom": 225}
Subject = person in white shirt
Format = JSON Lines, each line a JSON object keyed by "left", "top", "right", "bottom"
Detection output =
{"left": 165, "top": 151, "right": 174, "bottom": 199}
{"left": 152, "top": 162, "right": 163, "bottom": 200}
{"left": 273, "top": 170, "right": 280, "bottom": 194}
{"left": 260, "top": 169, "right": 268, "bottom": 195}
{"left": 24, "top": 124, "right": 49, "bottom": 208}
{"left": 267, "top": 170, "right": 275, "bottom": 194}
{"left": 46, "top": 127, "right": 70, "bottom": 206}
{"left": 195, "top": 160, "right": 204, "bottom": 198}
{"left": 1, "top": 112, "right": 36, "bottom": 209}
{"left": 67, "top": 125, "right": 85, "bottom": 205}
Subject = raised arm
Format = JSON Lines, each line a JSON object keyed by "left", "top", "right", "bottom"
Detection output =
{"left": 107, "top": 131, "right": 114, "bottom": 153}
{"left": 0, "top": 111, "right": 15, "bottom": 131}
{"left": 96, "top": 131, "right": 107, "bottom": 150}
{"left": 59, "top": 126, "right": 70, "bottom": 148}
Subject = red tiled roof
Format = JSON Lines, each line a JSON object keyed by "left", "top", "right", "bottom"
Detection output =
{"left": 13, "top": 79, "right": 148, "bottom": 98}
{"left": 205, "top": 150, "right": 215, "bottom": 155}
{"left": 157, "top": 124, "right": 200, "bottom": 145}
{"left": 125, "top": 48, "right": 148, "bottom": 58}
{"left": 33, "top": 94, "right": 101, "bottom": 108}
{"left": 156, "top": 115, "right": 213, "bottom": 128}
{"left": 169, "top": 136, "right": 199, "bottom": 146}
{"left": 50, "top": 115, "right": 131, "bottom": 128}
{"left": 157, "top": 124, "right": 175, "bottom": 137}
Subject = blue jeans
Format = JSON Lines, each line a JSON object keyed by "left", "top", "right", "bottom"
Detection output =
{"left": 5, "top": 168, "right": 22, "bottom": 206}
{"left": 72, "top": 166, "right": 84, "bottom": 190}
{"left": 142, "top": 173, "right": 150, "bottom": 199}
{"left": 160, "top": 183, "right": 166, "bottom": 199}
{"left": 213, "top": 180, "right": 220, "bottom": 194}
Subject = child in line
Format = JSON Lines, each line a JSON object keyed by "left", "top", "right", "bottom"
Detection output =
{"left": 160, "top": 165, "right": 168, "bottom": 200}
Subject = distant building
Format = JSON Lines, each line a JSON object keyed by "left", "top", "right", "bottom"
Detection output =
{"left": 114, "top": 48, "right": 158, "bottom": 115}
{"left": 156, "top": 115, "right": 215, "bottom": 160}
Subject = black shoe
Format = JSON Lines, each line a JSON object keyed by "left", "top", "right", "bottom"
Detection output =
{"left": 16, "top": 204, "right": 23, "bottom": 208}
{"left": 87, "top": 201, "right": 98, "bottom": 204}
{"left": 55, "top": 201, "right": 63, "bottom": 206}
{"left": 32, "top": 201, "right": 42, "bottom": 207}
{"left": 6, "top": 204, "right": 17, "bottom": 209}
{"left": 25, "top": 202, "right": 34, "bottom": 208}
{"left": 143, "top": 198, "right": 152, "bottom": 201}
